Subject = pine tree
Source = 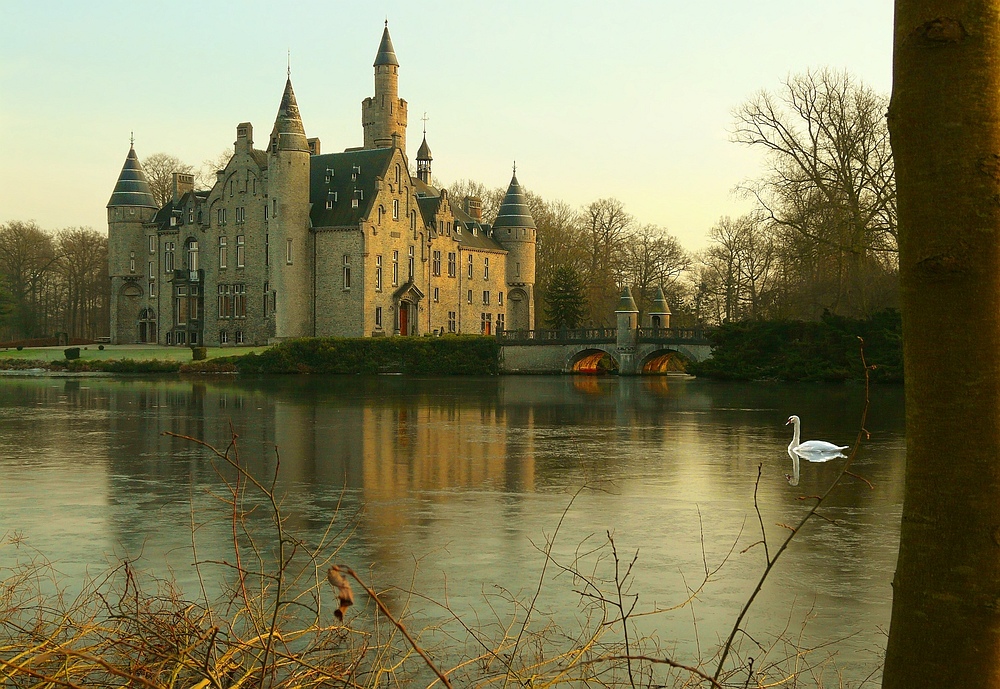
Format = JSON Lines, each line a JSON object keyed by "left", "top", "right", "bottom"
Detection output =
{"left": 544, "top": 265, "right": 586, "bottom": 329}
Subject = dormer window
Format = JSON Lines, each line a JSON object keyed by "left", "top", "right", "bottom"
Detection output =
{"left": 325, "top": 168, "right": 334, "bottom": 183}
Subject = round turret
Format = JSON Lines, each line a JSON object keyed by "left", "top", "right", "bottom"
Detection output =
{"left": 495, "top": 169, "right": 537, "bottom": 330}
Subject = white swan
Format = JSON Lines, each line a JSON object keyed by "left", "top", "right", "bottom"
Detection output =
{"left": 785, "top": 415, "right": 848, "bottom": 486}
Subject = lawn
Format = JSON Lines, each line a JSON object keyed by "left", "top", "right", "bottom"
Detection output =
{"left": 0, "top": 344, "right": 270, "bottom": 363}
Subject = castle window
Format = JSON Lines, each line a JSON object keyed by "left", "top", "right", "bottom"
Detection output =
{"left": 229, "top": 180, "right": 233, "bottom": 197}
{"left": 376, "top": 255, "right": 383, "bottom": 291}
{"left": 326, "top": 200, "right": 333, "bottom": 210}
{"left": 220, "top": 330, "right": 229, "bottom": 344}
{"left": 164, "top": 242, "right": 175, "bottom": 272}
{"left": 498, "top": 291, "right": 504, "bottom": 306}
{"left": 378, "top": 206, "right": 384, "bottom": 224}
{"left": 395, "top": 164, "right": 401, "bottom": 186}
{"left": 392, "top": 251, "right": 399, "bottom": 286}
{"left": 265, "top": 233, "right": 269, "bottom": 266}
{"left": 218, "top": 284, "right": 232, "bottom": 319}
{"left": 263, "top": 282, "right": 270, "bottom": 317}
{"left": 149, "top": 236, "right": 156, "bottom": 253}
{"left": 343, "top": 255, "right": 351, "bottom": 289}
{"left": 433, "top": 287, "right": 439, "bottom": 303}
{"left": 352, "top": 165, "right": 361, "bottom": 180}
{"left": 467, "top": 255, "right": 473, "bottom": 279}
{"left": 484, "top": 257, "right": 489, "bottom": 280}
{"left": 219, "top": 237, "right": 228, "bottom": 269}
{"left": 467, "top": 289, "right": 473, "bottom": 304}
{"left": 516, "top": 262, "right": 520, "bottom": 277}
{"left": 483, "top": 291, "right": 490, "bottom": 306}
{"left": 175, "top": 285, "right": 188, "bottom": 325}
{"left": 286, "top": 239, "right": 293, "bottom": 264}
{"left": 432, "top": 251, "right": 441, "bottom": 277}
{"left": 129, "top": 252, "right": 136, "bottom": 274}
{"left": 218, "top": 208, "right": 226, "bottom": 225}
{"left": 325, "top": 169, "right": 333, "bottom": 183}
{"left": 148, "top": 261, "right": 155, "bottom": 279}
{"left": 410, "top": 210, "right": 416, "bottom": 231}
{"left": 264, "top": 204, "right": 269, "bottom": 221}
{"left": 481, "top": 313, "right": 492, "bottom": 335}
{"left": 376, "top": 306, "right": 383, "bottom": 328}
{"left": 448, "top": 252, "right": 456, "bottom": 278}
{"left": 236, "top": 235, "right": 245, "bottom": 268}
{"left": 273, "top": 199, "right": 278, "bottom": 217}
{"left": 408, "top": 246, "right": 414, "bottom": 280}
{"left": 234, "top": 284, "right": 246, "bottom": 318}
{"left": 252, "top": 178, "right": 257, "bottom": 195}
{"left": 497, "top": 313, "right": 505, "bottom": 332}
{"left": 448, "top": 311, "right": 456, "bottom": 333}
{"left": 187, "top": 240, "right": 199, "bottom": 271}
{"left": 235, "top": 207, "right": 245, "bottom": 224}
{"left": 235, "top": 330, "right": 245, "bottom": 345}
{"left": 149, "top": 281, "right": 156, "bottom": 298}
{"left": 393, "top": 199, "right": 399, "bottom": 220}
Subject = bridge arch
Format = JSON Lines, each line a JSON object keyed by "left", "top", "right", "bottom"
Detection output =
{"left": 639, "top": 348, "right": 690, "bottom": 374}
{"left": 567, "top": 347, "right": 619, "bottom": 374}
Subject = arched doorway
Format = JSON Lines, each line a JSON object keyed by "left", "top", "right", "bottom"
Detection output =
{"left": 393, "top": 282, "right": 424, "bottom": 336}
{"left": 138, "top": 308, "right": 157, "bottom": 343}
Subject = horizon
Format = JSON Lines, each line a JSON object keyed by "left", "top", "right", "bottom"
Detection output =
{"left": 0, "top": 1, "right": 893, "bottom": 251}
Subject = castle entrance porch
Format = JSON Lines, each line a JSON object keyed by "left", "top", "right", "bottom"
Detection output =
{"left": 393, "top": 282, "right": 424, "bottom": 336}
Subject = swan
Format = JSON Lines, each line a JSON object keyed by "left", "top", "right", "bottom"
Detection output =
{"left": 786, "top": 415, "right": 848, "bottom": 462}
{"left": 784, "top": 415, "right": 848, "bottom": 486}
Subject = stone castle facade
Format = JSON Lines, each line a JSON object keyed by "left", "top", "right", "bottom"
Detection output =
{"left": 107, "top": 25, "right": 536, "bottom": 346}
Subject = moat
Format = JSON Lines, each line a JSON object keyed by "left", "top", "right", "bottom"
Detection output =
{"left": 0, "top": 375, "right": 904, "bottom": 681}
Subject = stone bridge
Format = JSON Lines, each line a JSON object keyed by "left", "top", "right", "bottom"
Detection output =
{"left": 498, "top": 326, "right": 712, "bottom": 375}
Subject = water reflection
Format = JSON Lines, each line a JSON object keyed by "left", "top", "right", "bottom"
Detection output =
{"left": 0, "top": 374, "right": 905, "bottom": 680}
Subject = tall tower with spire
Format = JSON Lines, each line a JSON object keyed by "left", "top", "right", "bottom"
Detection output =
{"left": 268, "top": 76, "right": 313, "bottom": 339}
{"left": 362, "top": 23, "right": 408, "bottom": 153}
{"left": 493, "top": 167, "right": 537, "bottom": 330}
{"left": 107, "top": 142, "right": 158, "bottom": 344}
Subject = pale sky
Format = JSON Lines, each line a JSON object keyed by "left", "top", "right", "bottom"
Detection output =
{"left": 0, "top": 1, "right": 893, "bottom": 251}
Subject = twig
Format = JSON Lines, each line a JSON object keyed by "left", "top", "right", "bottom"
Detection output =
{"left": 753, "top": 464, "right": 770, "bottom": 563}
{"left": 331, "top": 565, "right": 454, "bottom": 689}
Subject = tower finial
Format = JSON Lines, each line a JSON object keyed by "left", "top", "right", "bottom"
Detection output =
{"left": 130, "top": 131, "right": 134, "bottom": 147}
{"left": 385, "top": 17, "right": 388, "bottom": 28}
{"left": 422, "top": 112, "right": 429, "bottom": 136}
{"left": 513, "top": 160, "right": 516, "bottom": 176}
{"left": 287, "top": 49, "right": 291, "bottom": 77}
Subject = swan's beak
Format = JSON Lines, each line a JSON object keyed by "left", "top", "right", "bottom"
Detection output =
{"left": 786, "top": 418, "right": 792, "bottom": 425}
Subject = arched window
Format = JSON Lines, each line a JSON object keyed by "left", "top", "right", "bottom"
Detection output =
{"left": 395, "top": 163, "right": 401, "bottom": 186}
{"left": 410, "top": 210, "right": 416, "bottom": 231}
{"left": 378, "top": 206, "right": 384, "bottom": 224}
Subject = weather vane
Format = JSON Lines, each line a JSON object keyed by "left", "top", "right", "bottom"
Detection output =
{"left": 422, "top": 112, "right": 429, "bottom": 135}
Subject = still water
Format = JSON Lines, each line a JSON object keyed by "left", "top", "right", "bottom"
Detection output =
{"left": 0, "top": 374, "right": 904, "bottom": 681}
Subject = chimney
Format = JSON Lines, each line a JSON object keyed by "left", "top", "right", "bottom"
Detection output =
{"left": 464, "top": 196, "right": 483, "bottom": 221}
{"left": 172, "top": 172, "right": 194, "bottom": 203}
{"left": 308, "top": 137, "right": 321, "bottom": 155}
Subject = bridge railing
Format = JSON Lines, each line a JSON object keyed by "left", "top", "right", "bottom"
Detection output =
{"left": 498, "top": 327, "right": 617, "bottom": 345}
{"left": 499, "top": 327, "right": 712, "bottom": 346}
{"left": 636, "top": 327, "right": 712, "bottom": 345}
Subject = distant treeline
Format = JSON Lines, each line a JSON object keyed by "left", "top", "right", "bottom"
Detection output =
{"left": 689, "top": 310, "right": 903, "bottom": 382}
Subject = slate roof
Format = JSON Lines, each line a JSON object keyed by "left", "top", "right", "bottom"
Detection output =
{"left": 616, "top": 287, "right": 639, "bottom": 313}
{"left": 309, "top": 148, "right": 395, "bottom": 227}
{"left": 374, "top": 25, "right": 400, "bottom": 67}
{"left": 649, "top": 285, "right": 671, "bottom": 315}
{"left": 108, "top": 146, "right": 158, "bottom": 209}
{"left": 416, "top": 134, "right": 432, "bottom": 161}
{"left": 273, "top": 78, "right": 306, "bottom": 136}
{"left": 452, "top": 204, "right": 505, "bottom": 252}
{"left": 151, "top": 191, "right": 209, "bottom": 230}
{"left": 492, "top": 173, "right": 536, "bottom": 230}
{"left": 250, "top": 149, "right": 269, "bottom": 169}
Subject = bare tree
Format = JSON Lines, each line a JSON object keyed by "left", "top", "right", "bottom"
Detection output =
{"left": 196, "top": 147, "right": 234, "bottom": 191}
{"left": 883, "top": 4, "right": 1000, "bottom": 685}
{"left": 733, "top": 69, "right": 896, "bottom": 316}
{"left": 141, "top": 153, "right": 194, "bottom": 207}
{"left": 582, "top": 198, "right": 632, "bottom": 324}
{"left": 0, "top": 221, "right": 58, "bottom": 338}
{"left": 55, "top": 229, "right": 108, "bottom": 338}
{"left": 621, "top": 224, "right": 690, "bottom": 316}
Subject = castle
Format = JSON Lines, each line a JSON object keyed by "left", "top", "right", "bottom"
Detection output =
{"left": 106, "top": 25, "right": 536, "bottom": 346}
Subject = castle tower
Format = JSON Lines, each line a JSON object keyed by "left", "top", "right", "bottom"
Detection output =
{"left": 493, "top": 168, "right": 537, "bottom": 331}
{"left": 362, "top": 23, "right": 408, "bottom": 153}
{"left": 268, "top": 77, "right": 313, "bottom": 340}
{"left": 416, "top": 132, "right": 432, "bottom": 184}
{"left": 107, "top": 143, "right": 158, "bottom": 344}
{"left": 647, "top": 285, "right": 672, "bottom": 329}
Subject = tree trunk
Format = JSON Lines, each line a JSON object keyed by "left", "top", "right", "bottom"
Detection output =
{"left": 884, "top": 3, "right": 1000, "bottom": 684}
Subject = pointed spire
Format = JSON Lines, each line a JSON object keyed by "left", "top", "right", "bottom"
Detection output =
{"left": 107, "top": 143, "right": 157, "bottom": 209}
{"left": 270, "top": 77, "right": 309, "bottom": 153}
{"left": 649, "top": 285, "right": 672, "bottom": 315}
{"left": 374, "top": 23, "right": 399, "bottom": 67}
{"left": 615, "top": 287, "right": 639, "bottom": 314}
{"left": 492, "top": 166, "right": 536, "bottom": 230}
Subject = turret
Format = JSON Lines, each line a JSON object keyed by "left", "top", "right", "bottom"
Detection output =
{"left": 362, "top": 23, "right": 408, "bottom": 153}
{"left": 494, "top": 167, "right": 537, "bottom": 330}
{"left": 107, "top": 143, "right": 158, "bottom": 344}
{"left": 416, "top": 133, "right": 432, "bottom": 184}
{"left": 268, "top": 77, "right": 313, "bottom": 340}
{"left": 648, "top": 285, "right": 672, "bottom": 329}
{"left": 615, "top": 287, "right": 639, "bottom": 352}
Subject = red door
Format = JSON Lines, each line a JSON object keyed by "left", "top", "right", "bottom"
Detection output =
{"left": 399, "top": 304, "right": 409, "bottom": 335}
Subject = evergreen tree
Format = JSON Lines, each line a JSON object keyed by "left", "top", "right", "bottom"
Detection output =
{"left": 544, "top": 265, "right": 586, "bottom": 329}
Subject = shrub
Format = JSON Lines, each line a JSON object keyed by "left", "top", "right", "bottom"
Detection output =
{"left": 64, "top": 347, "right": 81, "bottom": 360}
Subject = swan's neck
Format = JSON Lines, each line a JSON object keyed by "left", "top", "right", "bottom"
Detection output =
{"left": 789, "top": 419, "right": 801, "bottom": 448}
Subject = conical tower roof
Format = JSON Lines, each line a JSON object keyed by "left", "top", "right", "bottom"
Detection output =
{"left": 374, "top": 24, "right": 399, "bottom": 67}
{"left": 273, "top": 78, "right": 306, "bottom": 137}
{"left": 416, "top": 133, "right": 432, "bottom": 161}
{"left": 492, "top": 171, "right": 536, "bottom": 230}
{"left": 107, "top": 145, "right": 157, "bottom": 209}
{"left": 615, "top": 287, "right": 638, "bottom": 313}
{"left": 649, "top": 285, "right": 672, "bottom": 315}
